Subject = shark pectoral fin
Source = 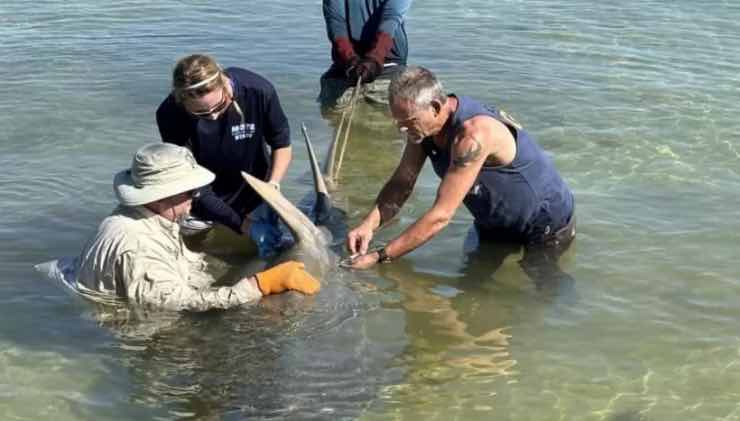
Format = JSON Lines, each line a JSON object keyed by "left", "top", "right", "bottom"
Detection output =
{"left": 241, "top": 172, "right": 323, "bottom": 245}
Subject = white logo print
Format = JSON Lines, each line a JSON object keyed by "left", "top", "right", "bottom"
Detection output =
{"left": 231, "top": 123, "right": 255, "bottom": 141}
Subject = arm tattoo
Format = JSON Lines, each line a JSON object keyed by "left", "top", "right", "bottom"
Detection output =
{"left": 378, "top": 202, "right": 403, "bottom": 227}
{"left": 452, "top": 138, "right": 483, "bottom": 168}
{"left": 377, "top": 180, "right": 414, "bottom": 227}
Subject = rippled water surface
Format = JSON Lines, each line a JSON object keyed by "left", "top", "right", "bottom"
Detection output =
{"left": 2, "top": 1, "right": 740, "bottom": 419}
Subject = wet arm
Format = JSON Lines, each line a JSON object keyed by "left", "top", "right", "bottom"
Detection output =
{"left": 269, "top": 146, "right": 292, "bottom": 185}
{"left": 363, "top": 141, "right": 427, "bottom": 231}
{"left": 120, "top": 252, "right": 263, "bottom": 312}
{"left": 192, "top": 185, "right": 244, "bottom": 234}
{"left": 263, "top": 83, "right": 291, "bottom": 184}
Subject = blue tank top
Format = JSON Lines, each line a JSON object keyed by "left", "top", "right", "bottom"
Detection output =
{"left": 421, "top": 96, "right": 574, "bottom": 242}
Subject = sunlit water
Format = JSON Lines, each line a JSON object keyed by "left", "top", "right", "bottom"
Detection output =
{"left": 1, "top": 1, "right": 739, "bottom": 419}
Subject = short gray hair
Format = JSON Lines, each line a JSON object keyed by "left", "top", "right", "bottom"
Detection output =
{"left": 388, "top": 66, "right": 447, "bottom": 109}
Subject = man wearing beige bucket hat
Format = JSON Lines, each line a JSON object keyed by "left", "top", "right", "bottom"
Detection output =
{"left": 75, "top": 143, "right": 319, "bottom": 312}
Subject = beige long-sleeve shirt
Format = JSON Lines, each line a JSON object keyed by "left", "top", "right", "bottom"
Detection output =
{"left": 76, "top": 205, "right": 262, "bottom": 311}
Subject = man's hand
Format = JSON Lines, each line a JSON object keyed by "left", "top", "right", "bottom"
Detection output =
{"left": 348, "top": 58, "right": 382, "bottom": 84}
{"left": 348, "top": 251, "right": 379, "bottom": 270}
{"left": 357, "top": 31, "right": 393, "bottom": 84}
{"left": 346, "top": 224, "right": 374, "bottom": 255}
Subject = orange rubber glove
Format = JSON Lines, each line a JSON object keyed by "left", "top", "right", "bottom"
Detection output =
{"left": 255, "top": 261, "right": 321, "bottom": 296}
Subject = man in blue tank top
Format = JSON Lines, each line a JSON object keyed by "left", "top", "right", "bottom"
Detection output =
{"left": 346, "top": 66, "right": 575, "bottom": 286}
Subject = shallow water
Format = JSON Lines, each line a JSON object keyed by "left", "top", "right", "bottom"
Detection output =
{"left": 2, "top": 1, "right": 740, "bottom": 419}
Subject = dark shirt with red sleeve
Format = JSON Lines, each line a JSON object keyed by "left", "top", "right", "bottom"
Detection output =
{"left": 323, "top": 0, "right": 411, "bottom": 66}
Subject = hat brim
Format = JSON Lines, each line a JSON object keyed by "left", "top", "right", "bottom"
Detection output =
{"left": 113, "top": 166, "right": 215, "bottom": 206}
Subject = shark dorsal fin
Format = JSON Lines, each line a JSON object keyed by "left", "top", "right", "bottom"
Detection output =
{"left": 301, "top": 123, "right": 330, "bottom": 199}
{"left": 301, "top": 123, "right": 334, "bottom": 223}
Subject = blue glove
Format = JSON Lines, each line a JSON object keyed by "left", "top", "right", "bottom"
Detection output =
{"left": 249, "top": 204, "right": 283, "bottom": 258}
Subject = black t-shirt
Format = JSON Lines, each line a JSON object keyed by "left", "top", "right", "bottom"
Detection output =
{"left": 156, "top": 67, "right": 290, "bottom": 232}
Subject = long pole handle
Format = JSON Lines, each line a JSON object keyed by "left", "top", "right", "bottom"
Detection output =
{"left": 334, "top": 78, "right": 363, "bottom": 182}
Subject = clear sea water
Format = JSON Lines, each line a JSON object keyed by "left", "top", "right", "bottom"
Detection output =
{"left": 2, "top": 1, "right": 740, "bottom": 419}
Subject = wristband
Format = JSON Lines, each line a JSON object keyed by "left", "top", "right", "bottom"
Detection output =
{"left": 376, "top": 247, "right": 392, "bottom": 263}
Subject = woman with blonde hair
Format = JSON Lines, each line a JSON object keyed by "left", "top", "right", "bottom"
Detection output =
{"left": 156, "top": 54, "right": 292, "bottom": 256}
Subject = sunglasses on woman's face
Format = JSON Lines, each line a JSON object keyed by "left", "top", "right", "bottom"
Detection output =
{"left": 189, "top": 88, "right": 231, "bottom": 118}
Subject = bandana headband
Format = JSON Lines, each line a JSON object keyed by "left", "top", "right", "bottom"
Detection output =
{"left": 183, "top": 71, "right": 220, "bottom": 91}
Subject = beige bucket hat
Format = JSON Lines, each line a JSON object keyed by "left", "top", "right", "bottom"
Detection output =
{"left": 114, "top": 143, "right": 215, "bottom": 206}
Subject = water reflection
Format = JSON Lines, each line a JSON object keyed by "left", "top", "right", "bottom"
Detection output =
{"left": 366, "top": 260, "right": 515, "bottom": 416}
{"left": 382, "top": 260, "right": 516, "bottom": 370}
{"left": 357, "top": 225, "right": 581, "bottom": 416}
{"left": 114, "top": 310, "right": 293, "bottom": 418}
{"left": 462, "top": 227, "right": 580, "bottom": 303}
